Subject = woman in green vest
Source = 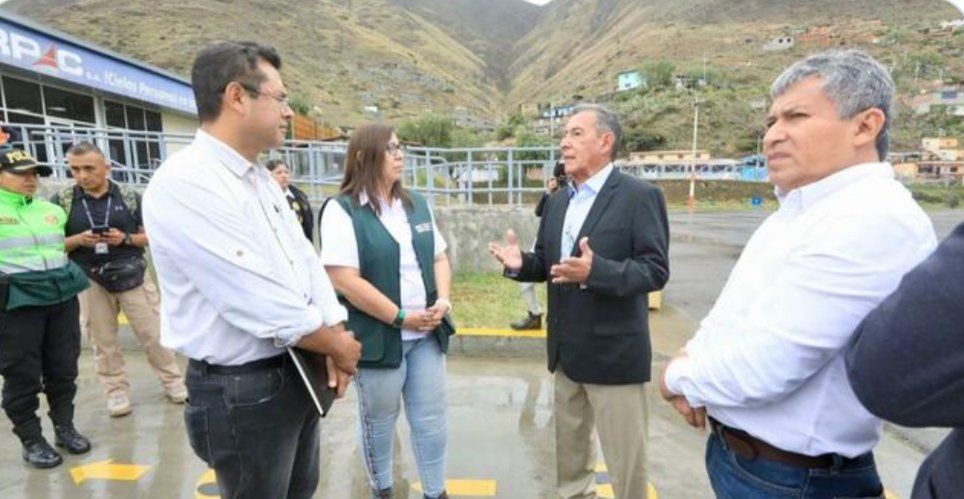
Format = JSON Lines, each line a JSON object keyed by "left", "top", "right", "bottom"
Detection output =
{"left": 319, "top": 123, "right": 454, "bottom": 499}
{"left": 0, "top": 147, "right": 91, "bottom": 469}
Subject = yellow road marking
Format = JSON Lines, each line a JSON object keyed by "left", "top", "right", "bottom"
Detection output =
{"left": 595, "top": 483, "right": 658, "bottom": 498}
{"left": 459, "top": 327, "right": 546, "bottom": 338}
{"left": 412, "top": 479, "right": 497, "bottom": 496}
{"left": 118, "top": 312, "right": 129, "bottom": 326}
{"left": 69, "top": 459, "right": 149, "bottom": 484}
{"left": 594, "top": 463, "right": 658, "bottom": 498}
{"left": 195, "top": 469, "right": 218, "bottom": 499}
{"left": 885, "top": 491, "right": 898, "bottom": 499}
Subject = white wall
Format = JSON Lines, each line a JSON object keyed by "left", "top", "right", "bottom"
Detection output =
{"left": 161, "top": 112, "right": 198, "bottom": 157}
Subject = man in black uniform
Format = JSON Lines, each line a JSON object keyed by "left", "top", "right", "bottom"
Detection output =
{"left": 55, "top": 142, "right": 185, "bottom": 418}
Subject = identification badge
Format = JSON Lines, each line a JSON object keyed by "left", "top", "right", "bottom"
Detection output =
{"left": 94, "top": 242, "right": 109, "bottom": 255}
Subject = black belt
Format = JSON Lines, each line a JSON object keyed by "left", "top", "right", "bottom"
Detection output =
{"left": 188, "top": 354, "right": 286, "bottom": 375}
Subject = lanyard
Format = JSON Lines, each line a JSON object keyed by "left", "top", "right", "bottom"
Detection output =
{"left": 81, "top": 194, "right": 112, "bottom": 229}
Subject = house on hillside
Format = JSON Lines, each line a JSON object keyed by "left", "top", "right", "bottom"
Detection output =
{"left": 541, "top": 104, "right": 576, "bottom": 119}
{"left": 617, "top": 70, "right": 646, "bottom": 91}
{"left": 923, "top": 138, "right": 964, "bottom": 161}
{"left": 913, "top": 87, "right": 964, "bottom": 116}
{"left": 940, "top": 19, "right": 964, "bottom": 31}
{"left": 763, "top": 36, "right": 795, "bottom": 51}
{"left": 629, "top": 150, "right": 712, "bottom": 163}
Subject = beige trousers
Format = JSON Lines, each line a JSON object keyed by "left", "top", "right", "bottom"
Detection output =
{"left": 554, "top": 370, "right": 649, "bottom": 499}
{"left": 79, "top": 273, "right": 183, "bottom": 398}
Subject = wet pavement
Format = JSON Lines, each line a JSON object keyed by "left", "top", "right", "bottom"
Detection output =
{"left": 0, "top": 209, "right": 960, "bottom": 498}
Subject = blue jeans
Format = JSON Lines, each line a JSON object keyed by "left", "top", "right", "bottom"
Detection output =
{"left": 706, "top": 431, "right": 884, "bottom": 499}
{"left": 183, "top": 357, "right": 320, "bottom": 499}
{"left": 355, "top": 335, "right": 447, "bottom": 498}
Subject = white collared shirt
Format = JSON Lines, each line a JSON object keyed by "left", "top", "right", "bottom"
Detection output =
{"left": 665, "top": 162, "right": 937, "bottom": 457}
{"left": 320, "top": 192, "right": 446, "bottom": 341}
{"left": 143, "top": 129, "right": 347, "bottom": 365}
{"left": 561, "top": 163, "right": 613, "bottom": 257}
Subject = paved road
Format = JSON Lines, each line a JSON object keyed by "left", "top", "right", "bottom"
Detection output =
{"left": 0, "top": 209, "right": 958, "bottom": 498}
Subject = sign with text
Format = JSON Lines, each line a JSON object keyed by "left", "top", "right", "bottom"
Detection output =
{"left": 0, "top": 17, "right": 196, "bottom": 114}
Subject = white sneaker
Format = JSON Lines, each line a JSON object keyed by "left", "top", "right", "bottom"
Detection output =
{"left": 107, "top": 395, "right": 132, "bottom": 417}
{"left": 166, "top": 387, "right": 188, "bottom": 404}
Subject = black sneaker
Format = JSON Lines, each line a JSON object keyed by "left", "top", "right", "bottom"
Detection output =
{"left": 509, "top": 312, "right": 542, "bottom": 330}
{"left": 21, "top": 438, "right": 63, "bottom": 469}
{"left": 54, "top": 425, "right": 91, "bottom": 455}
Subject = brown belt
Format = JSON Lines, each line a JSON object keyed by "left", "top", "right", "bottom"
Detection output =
{"left": 710, "top": 418, "right": 835, "bottom": 468}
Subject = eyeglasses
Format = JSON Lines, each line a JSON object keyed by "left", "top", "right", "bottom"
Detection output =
{"left": 239, "top": 83, "right": 291, "bottom": 108}
{"left": 386, "top": 142, "right": 405, "bottom": 156}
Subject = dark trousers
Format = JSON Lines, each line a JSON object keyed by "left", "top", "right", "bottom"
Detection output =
{"left": 0, "top": 298, "right": 81, "bottom": 443}
{"left": 184, "top": 356, "right": 320, "bottom": 499}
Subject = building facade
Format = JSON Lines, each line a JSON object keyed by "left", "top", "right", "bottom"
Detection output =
{"left": 0, "top": 12, "right": 197, "bottom": 172}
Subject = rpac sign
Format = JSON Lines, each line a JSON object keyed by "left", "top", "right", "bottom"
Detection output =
{"left": 0, "top": 17, "right": 196, "bottom": 115}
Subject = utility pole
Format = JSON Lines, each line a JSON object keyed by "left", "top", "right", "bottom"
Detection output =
{"left": 702, "top": 51, "right": 708, "bottom": 85}
{"left": 688, "top": 98, "right": 700, "bottom": 209}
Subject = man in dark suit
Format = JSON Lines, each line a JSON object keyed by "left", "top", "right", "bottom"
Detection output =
{"left": 489, "top": 103, "right": 669, "bottom": 499}
{"left": 846, "top": 224, "right": 964, "bottom": 499}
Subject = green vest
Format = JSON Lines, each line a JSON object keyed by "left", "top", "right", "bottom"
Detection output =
{"left": 0, "top": 188, "right": 89, "bottom": 311}
{"left": 336, "top": 192, "right": 454, "bottom": 368}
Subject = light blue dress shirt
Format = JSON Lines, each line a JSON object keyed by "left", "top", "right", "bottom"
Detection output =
{"left": 560, "top": 163, "right": 614, "bottom": 259}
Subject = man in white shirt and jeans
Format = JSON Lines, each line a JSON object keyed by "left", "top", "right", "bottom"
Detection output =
{"left": 143, "top": 41, "right": 361, "bottom": 499}
{"left": 659, "top": 49, "right": 937, "bottom": 498}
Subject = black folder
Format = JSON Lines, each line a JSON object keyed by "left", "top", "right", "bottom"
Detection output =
{"left": 286, "top": 347, "right": 336, "bottom": 417}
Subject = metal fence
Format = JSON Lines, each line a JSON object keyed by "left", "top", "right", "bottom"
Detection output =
{"left": 6, "top": 122, "right": 773, "bottom": 207}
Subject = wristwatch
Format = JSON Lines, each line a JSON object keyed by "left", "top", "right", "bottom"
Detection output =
{"left": 121, "top": 232, "right": 132, "bottom": 246}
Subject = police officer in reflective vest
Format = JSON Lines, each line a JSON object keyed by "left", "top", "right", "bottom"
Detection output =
{"left": 0, "top": 147, "right": 91, "bottom": 468}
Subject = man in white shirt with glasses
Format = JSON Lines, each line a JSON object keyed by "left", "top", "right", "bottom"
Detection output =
{"left": 143, "top": 41, "right": 361, "bottom": 499}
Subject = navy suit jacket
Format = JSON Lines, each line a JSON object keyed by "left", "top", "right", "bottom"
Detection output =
{"left": 847, "top": 222, "right": 964, "bottom": 499}
{"left": 513, "top": 169, "right": 669, "bottom": 384}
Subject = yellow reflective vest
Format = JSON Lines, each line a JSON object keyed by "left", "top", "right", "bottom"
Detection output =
{"left": 0, "top": 187, "right": 88, "bottom": 310}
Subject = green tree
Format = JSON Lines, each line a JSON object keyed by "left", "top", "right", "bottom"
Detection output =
{"left": 621, "top": 126, "right": 666, "bottom": 154}
{"left": 397, "top": 115, "right": 454, "bottom": 148}
{"left": 451, "top": 128, "right": 489, "bottom": 148}
{"left": 495, "top": 113, "right": 528, "bottom": 141}
{"left": 642, "top": 60, "right": 676, "bottom": 89}
{"left": 515, "top": 129, "right": 554, "bottom": 161}
{"left": 287, "top": 94, "right": 312, "bottom": 116}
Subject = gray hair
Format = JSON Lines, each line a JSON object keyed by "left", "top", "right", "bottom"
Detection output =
{"left": 572, "top": 103, "right": 622, "bottom": 160}
{"left": 66, "top": 141, "right": 105, "bottom": 158}
{"left": 771, "top": 49, "right": 894, "bottom": 160}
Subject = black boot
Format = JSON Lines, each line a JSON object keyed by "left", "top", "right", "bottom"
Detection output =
{"left": 510, "top": 312, "right": 542, "bottom": 330}
{"left": 373, "top": 487, "right": 392, "bottom": 499}
{"left": 54, "top": 425, "right": 91, "bottom": 455}
{"left": 21, "top": 437, "right": 63, "bottom": 469}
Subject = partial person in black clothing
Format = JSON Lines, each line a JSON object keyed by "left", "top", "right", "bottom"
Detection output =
{"left": 509, "top": 160, "right": 566, "bottom": 330}
{"left": 846, "top": 223, "right": 964, "bottom": 499}
{"left": 266, "top": 158, "right": 314, "bottom": 241}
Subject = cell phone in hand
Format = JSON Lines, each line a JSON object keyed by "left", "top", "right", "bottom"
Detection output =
{"left": 91, "top": 225, "right": 111, "bottom": 235}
